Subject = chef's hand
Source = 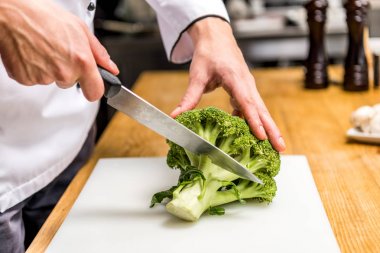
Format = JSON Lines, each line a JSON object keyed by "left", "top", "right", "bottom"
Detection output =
{"left": 170, "top": 17, "right": 285, "bottom": 152}
{"left": 0, "top": 0, "right": 118, "bottom": 101}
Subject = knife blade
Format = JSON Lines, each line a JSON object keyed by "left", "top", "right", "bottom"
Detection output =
{"left": 98, "top": 67, "right": 263, "bottom": 184}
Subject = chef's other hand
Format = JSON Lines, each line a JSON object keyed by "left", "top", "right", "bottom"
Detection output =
{"left": 170, "top": 17, "right": 285, "bottom": 152}
{"left": 0, "top": 0, "right": 119, "bottom": 101}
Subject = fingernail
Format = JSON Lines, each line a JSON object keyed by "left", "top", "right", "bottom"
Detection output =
{"left": 278, "top": 137, "right": 286, "bottom": 150}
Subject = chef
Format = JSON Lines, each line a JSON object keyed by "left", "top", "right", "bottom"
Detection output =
{"left": 0, "top": 0, "right": 285, "bottom": 252}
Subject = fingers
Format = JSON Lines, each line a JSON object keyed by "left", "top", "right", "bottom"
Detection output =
{"left": 240, "top": 102, "right": 268, "bottom": 140}
{"left": 74, "top": 25, "right": 118, "bottom": 101}
{"left": 260, "top": 110, "right": 286, "bottom": 152}
{"left": 77, "top": 61, "right": 104, "bottom": 101}
{"left": 240, "top": 96, "right": 286, "bottom": 152}
{"left": 85, "top": 28, "right": 119, "bottom": 75}
{"left": 226, "top": 76, "right": 267, "bottom": 140}
{"left": 52, "top": 28, "right": 112, "bottom": 101}
{"left": 230, "top": 97, "right": 243, "bottom": 117}
{"left": 170, "top": 77, "right": 206, "bottom": 118}
{"left": 227, "top": 76, "right": 286, "bottom": 152}
{"left": 0, "top": 2, "right": 116, "bottom": 102}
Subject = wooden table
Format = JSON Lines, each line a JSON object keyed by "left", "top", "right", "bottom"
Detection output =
{"left": 28, "top": 66, "right": 380, "bottom": 253}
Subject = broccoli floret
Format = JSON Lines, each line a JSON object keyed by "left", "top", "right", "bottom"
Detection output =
{"left": 150, "top": 107, "right": 281, "bottom": 221}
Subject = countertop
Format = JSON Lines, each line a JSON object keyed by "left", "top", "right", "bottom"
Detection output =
{"left": 28, "top": 66, "right": 380, "bottom": 253}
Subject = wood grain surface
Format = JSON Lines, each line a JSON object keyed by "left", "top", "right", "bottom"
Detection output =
{"left": 27, "top": 66, "right": 380, "bottom": 253}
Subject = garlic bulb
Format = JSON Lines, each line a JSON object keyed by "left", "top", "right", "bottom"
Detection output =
{"left": 351, "top": 105, "right": 380, "bottom": 134}
{"left": 351, "top": 106, "right": 375, "bottom": 133}
{"left": 370, "top": 114, "right": 380, "bottom": 134}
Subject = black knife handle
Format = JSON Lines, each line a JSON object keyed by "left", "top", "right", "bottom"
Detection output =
{"left": 98, "top": 66, "right": 122, "bottom": 98}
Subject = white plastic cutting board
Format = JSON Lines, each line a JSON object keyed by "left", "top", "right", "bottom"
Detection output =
{"left": 47, "top": 156, "right": 340, "bottom": 253}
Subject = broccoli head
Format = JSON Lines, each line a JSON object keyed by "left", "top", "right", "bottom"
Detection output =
{"left": 150, "top": 107, "right": 280, "bottom": 221}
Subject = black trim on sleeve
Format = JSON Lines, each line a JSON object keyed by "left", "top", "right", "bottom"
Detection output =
{"left": 169, "top": 15, "right": 230, "bottom": 64}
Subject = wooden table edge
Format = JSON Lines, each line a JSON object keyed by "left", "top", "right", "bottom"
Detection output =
{"left": 26, "top": 149, "right": 101, "bottom": 252}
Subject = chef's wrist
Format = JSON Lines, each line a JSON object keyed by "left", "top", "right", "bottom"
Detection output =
{"left": 187, "top": 16, "right": 232, "bottom": 46}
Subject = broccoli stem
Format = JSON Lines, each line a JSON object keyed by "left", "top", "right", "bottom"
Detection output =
{"left": 166, "top": 179, "right": 223, "bottom": 221}
{"left": 246, "top": 157, "right": 268, "bottom": 173}
{"left": 211, "top": 180, "right": 250, "bottom": 206}
{"left": 212, "top": 179, "right": 274, "bottom": 206}
{"left": 211, "top": 190, "right": 240, "bottom": 207}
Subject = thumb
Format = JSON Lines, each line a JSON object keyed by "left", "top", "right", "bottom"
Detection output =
{"left": 85, "top": 28, "right": 119, "bottom": 75}
{"left": 170, "top": 79, "right": 206, "bottom": 118}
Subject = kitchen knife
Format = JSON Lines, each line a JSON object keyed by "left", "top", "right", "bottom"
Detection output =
{"left": 98, "top": 67, "right": 263, "bottom": 184}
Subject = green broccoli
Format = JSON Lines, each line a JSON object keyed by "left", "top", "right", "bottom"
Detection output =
{"left": 150, "top": 107, "right": 280, "bottom": 221}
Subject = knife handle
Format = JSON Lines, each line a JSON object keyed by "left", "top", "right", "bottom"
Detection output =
{"left": 98, "top": 66, "right": 122, "bottom": 98}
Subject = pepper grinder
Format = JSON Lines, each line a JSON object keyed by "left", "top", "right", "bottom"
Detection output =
{"left": 343, "top": 0, "right": 370, "bottom": 91}
{"left": 304, "top": 0, "right": 329, "bottom": 89}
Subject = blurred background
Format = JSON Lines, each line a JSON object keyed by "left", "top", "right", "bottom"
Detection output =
{"left": 94, "top": 0, "right": 380, "bottom": 137}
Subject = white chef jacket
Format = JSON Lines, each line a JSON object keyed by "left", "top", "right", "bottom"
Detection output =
{"left": 0, "top": 0, "right": 228, "bottom": 213}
